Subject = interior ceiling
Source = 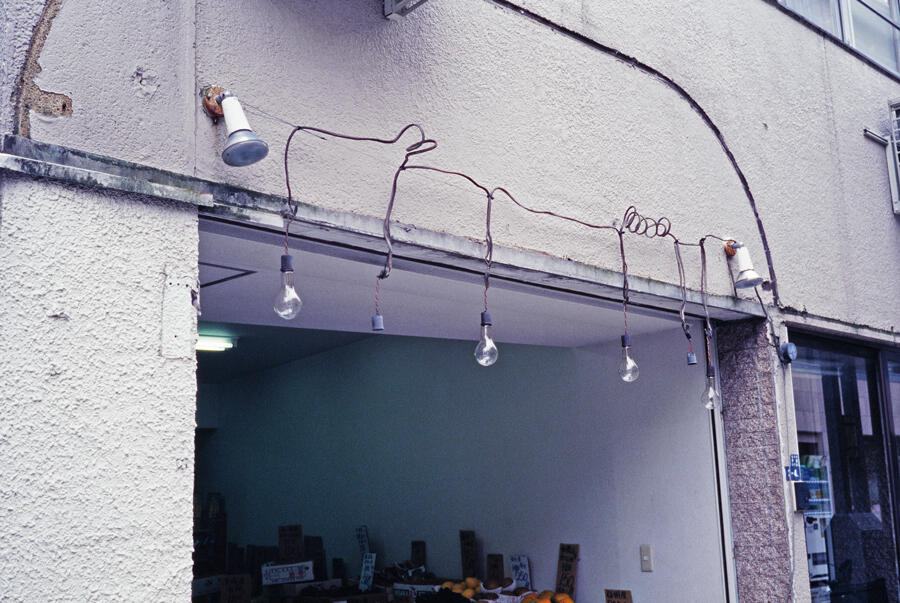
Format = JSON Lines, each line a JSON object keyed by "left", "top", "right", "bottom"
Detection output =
{"left": 198, "top": 217, "right": 696, "bottom": 377}
{"left": 197, "top": 322, "right": 370, "bottom": 384}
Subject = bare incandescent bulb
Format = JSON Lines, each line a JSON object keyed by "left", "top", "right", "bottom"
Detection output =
{"left": 273, "top": 254, "right": 303, "bottom": 320}
{"left": 702, "top": 365, "right": 721, "bottom": 411}
{"left": 618, "top": 334, "right": 639, "bottom": 382}
{"left": 474, "top": 311, "right": 499, "bottom": 367}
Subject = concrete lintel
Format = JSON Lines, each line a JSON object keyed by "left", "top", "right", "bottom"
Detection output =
{"left": 1, "top": 135, "right": 763, "bottom": 321}
{"left": 204, "top": 202, "right": 765, "bottom": 323}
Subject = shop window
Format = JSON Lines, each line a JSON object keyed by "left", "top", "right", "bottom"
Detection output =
{"left": 781, "top": 0, "right": 900, "bottom": 73}
{"left": 792, "top": 337, "right": 900, "bottom": 602}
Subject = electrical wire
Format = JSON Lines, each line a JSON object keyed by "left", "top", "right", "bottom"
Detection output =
{"left": 280, "top": 119, "right": 773, "bottom": 339}
{"left": 700, "top": 238, "right": 714, "bottom": 368}
{"left": 282, "top": 122, "right": 437, "bottom": 319}
{"left": 674, "top": 241, "right": 694, "bottom": 355}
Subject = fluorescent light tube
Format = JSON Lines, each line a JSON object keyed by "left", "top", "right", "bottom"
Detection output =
{"left": 196, "top": 335, "right": 235, "bottom": 352}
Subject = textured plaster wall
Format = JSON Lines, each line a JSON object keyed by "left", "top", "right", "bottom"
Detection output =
{"left": 17, "top": 0, "right": 900, "bottom": 335}
{"left": 0, "top": 0, "right": 45, "bottom": 134}
{"left": 717, "top": 319, "right": 799, "bottom": 603}
{"left": 0, "top": 175, "right": 198, "bottom": 600}
{"left": 197, "top": 329, "right": 726, "bottom": 602}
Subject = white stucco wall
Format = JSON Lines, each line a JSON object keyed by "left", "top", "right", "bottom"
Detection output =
{"left": 2, "top": 0, "right": 900, "bottom": 600}
{"left": 0, "top": 175, "right": 198, "bottom": 600}
{"left": 20, "top": 0, "right": 900, "bottom": 335}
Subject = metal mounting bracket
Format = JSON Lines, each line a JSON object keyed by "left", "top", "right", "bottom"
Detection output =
{"left": 384, "top": 0, "right": 429, "bottom": 20}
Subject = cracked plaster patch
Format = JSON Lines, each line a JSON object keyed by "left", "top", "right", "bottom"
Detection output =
{"left": 13, "top": 0, "right": 73, "bottom": 137}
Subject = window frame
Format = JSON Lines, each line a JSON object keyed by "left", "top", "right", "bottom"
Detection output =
{"left": 789, "top": 329, "right": 900, "bottom": 594}
{"left": 773, "top": 0, "right": 900, "bottom": 83}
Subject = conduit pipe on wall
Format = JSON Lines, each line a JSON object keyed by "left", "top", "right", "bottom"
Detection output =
{"left": 485, "top": 0, "right": 782, "bottom": 307}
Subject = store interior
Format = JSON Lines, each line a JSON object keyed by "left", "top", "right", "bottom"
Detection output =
{"left": 193, "top": 218, "right": 730, "bottom": 601}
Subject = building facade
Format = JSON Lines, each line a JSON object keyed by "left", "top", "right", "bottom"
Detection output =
{"left": 1, "top": 0, "right": 899, "bottom": 601}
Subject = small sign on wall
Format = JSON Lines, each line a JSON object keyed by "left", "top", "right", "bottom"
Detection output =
{"left": 278, "top": 524, "right": 303, "bottom": 563}
{"left": 555, "top": 543, "right": 579, "bottom": 595}
{"left": 356, "top": 525, "right": 371, "bottom": 558}
{"left": 486, "top": 554, "right": 504, "bottom": 584}
{"left": 411, "top": 540, "right": 427, "bottom": 568}
{"left": 605, "top": 589, "right": 633, "bottom": 603}
{"left": 459, "top": 530, "right": 477, "bottom": 578}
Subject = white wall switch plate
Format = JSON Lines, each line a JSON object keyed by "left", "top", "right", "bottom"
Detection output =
{"left": 640, "top": 544, "right": 653, "bottom": 572}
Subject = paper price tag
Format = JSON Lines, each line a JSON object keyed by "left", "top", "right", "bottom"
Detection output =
{"left": 510, "top": 555, "right": 532, "bottom": 590}
{"left": 359, "top": 553, "right": 376, "bottom": 592}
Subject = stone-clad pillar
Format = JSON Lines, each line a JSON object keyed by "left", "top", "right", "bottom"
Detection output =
{"left": 717, "top": 319, "right": 792, "bottom": 602}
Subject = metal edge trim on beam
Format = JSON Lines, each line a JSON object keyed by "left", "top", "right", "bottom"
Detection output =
{"left": 0, "top": 153, "right": 214, "bottom": 208}
{"left": 2, "top": 134, "right": 763, "bottom": 321}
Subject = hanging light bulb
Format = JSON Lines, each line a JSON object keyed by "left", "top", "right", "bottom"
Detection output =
{"left": 474, "top": 311, "right": 499, "bottom": 367}
{"left": 618, "top": 334, "right": 639, "bottom": 382}
{"left": 702, "top": 366, "right": 721, "bottom": 411}
{"left": 273, "top": 254, "right": 302, "bottom": 320}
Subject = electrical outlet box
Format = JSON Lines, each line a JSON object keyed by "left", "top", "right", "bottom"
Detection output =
{"left": 640, "top": 544, "right": 653, "bottom": 572}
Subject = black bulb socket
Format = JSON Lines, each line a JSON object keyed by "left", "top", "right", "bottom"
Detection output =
{"left": 480, "top": 311, "right": 492, "bottom": 326}
{"left": 621, "top": 333, "right": 631, "bottom": 347}
{"left": 281, "top": 254, "right": 294, "bottom": 272}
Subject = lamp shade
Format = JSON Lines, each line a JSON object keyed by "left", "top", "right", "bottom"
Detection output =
{"left": 216, "top": 92, "right": 268, "bottom": 166}
{"left": 732, "top": 244, "right": 764, "bottom": 288}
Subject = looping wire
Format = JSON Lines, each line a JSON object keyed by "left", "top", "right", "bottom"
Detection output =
{"left": 621, "top": 205, "right": 672, "bottom": 239}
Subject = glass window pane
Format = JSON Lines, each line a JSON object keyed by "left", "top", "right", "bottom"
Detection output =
{"left": 792, "top": 343, "right": 899, "bottom": 602}
{"left": 783, "top": 0, "right": 843, "bottom": 37}
{"left": 851, "top": 0, "right": 900, "bottom": 71}
{"left": 890, "top": 360, "right": 900, "bottom": 437}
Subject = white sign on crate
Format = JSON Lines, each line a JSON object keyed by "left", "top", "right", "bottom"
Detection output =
{"left": 359, "top": 553, "right": 376, "bottom": 592}
{"left": 510, "top": 555, "right": 532, "bottom": 590}
{"left": 261, "top": 560, "right": 315, "bottom": 585}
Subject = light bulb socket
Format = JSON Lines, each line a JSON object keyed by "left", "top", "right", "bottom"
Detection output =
{"left": 687, "top": 352, "right": 698, "bottom": 365}
{"left": 621, "top": 333, "right": 631, "bottom": 347}
{"left": 371, "top": 314, "right": 384, "bottom": 331}
{"left": 480, "top": 311, "right": 492, "bottom": 326}
{"left": 281, "top": 254, "right": 294, "bottom": 272}
{"left": 707, "top": 365, "right": 716, "bottom": 378}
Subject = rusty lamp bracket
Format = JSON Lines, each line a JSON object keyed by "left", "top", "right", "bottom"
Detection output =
{"left": 200, "top": 85, "right": 225, "bottom": 123}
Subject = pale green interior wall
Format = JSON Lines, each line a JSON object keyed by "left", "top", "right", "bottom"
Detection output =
{"left": 196, "top": 326, "right": 724, "bottom": 601}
